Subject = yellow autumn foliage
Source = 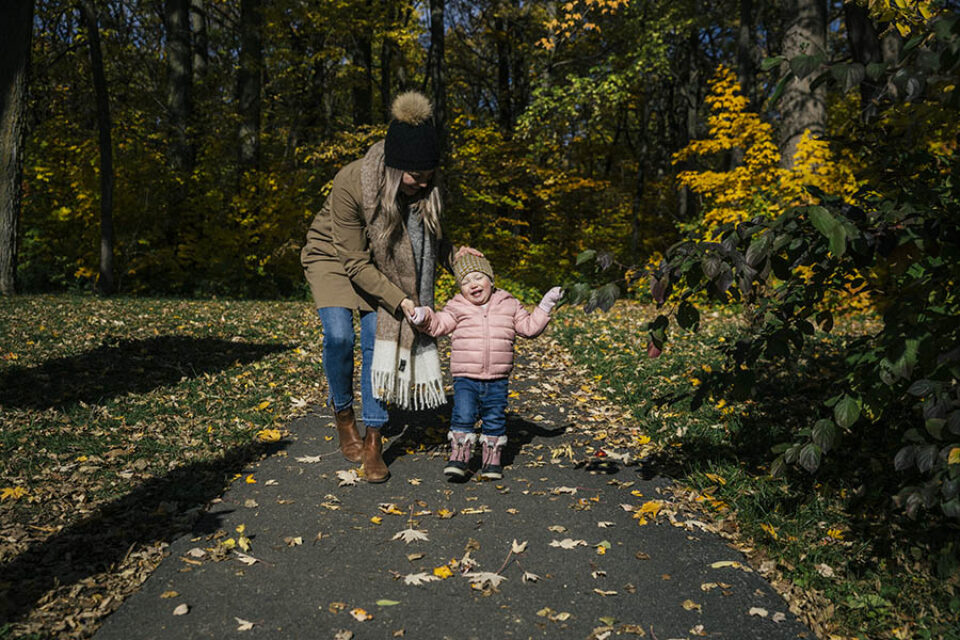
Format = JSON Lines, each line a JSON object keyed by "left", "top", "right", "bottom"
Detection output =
{"left": 674, "top": 65, "right": 859, "bottom": 239}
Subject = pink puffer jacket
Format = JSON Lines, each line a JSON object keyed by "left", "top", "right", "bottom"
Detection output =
{"left": 420, "top": 289, "right": 551, "bottom": 379}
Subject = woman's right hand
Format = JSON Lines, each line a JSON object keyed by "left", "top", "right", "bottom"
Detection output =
{"left": 399, "top": 298, "right": 417, "bottom": 321}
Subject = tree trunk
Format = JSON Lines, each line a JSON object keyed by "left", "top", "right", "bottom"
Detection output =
{"left": 0, "top": 0, "right": 34, "bottom": 295}
{"left": 380, "top": 0, "right": 396, "bottom": 123}
{"left": 737, "top": 0, "right": 756, "bottom": 108}
{"left": 677, "top": 29, "right": 700, "bottom": 221}
{"left": 165, "top": 0, "right": 194, "bottom": 174}
{"left": 80, "top": 0, "right": 115, "bottom": 295}
{"left": 428, "top": 0, "right": 446, "bottom": 154}
{"left": 779, "top": 0, "right": 827, "bottom": 169}
{"left": 351, "top": 29, "right": 373, "bottom": 126}
{"left": 495, "top": 3, "right": 512, "bottom": 136}
{"left": 843, "top": 2, "right": 882, "bottom": 121}
{"left": 238, "top": 0, "right": 262, "bottom": 172}
{"left": 190, "top": 0, "right": 208, "bottom": 84}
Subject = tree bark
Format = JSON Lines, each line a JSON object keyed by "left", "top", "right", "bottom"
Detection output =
{"left": 779, "top": 0, "right": 827, "bottom": 169}
{"left": 0, "top": 0, "right": 34, "bottom": 295}
{"left": 380, "top": 0, "right": 396, "bottom": 123}
{"left": 677, "top": 29, "right": 700, "bottom": 221}
{"left": 495, "top": 3, "right": 512, "bottom": 136}
{"left": 165, "top": 0, "right": 194, "bottom": 174}
{"left": 351, "top": 24, "right": 373, "bottom": 126}
{"left": 428, "top": 0, "right": 446, "bottom": 154}
{"left": 190, "top": 0, "right": 208, "bottom": 84}
{"left": 238, "top": 0, "right": 262, "bottom": 172}
{"left": 843, "top": 2, "right": 882, "bottom": 121}
{"left": 80, "top": 0, "right": 115, "bottom": 295}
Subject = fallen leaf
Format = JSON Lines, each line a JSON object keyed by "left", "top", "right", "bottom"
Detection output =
{"left": 682, "top": 599, "right": 702, "bottom": 612}
{"left": 464, "top": 571, "right": 507, "bottom": 588}
{"left": 815, "top": 563, "right": 835, "bottom": 578}
{"left": 549, "top": 538, "right": 587, "bottom": 549}
{"left": 236, "top": 617, "right": 256, "bottom": 631}
{"left": 597, "top": 521, "right": 615, "bottom": 528}
{"left": 244, "top": 475, "right": 257, "bottom": 484}
{"left": 406, "top": 553, "right": 424, "bottom": 562}
{"left": 522, "top": 571, "right": 540, "bottom": 583}
{"left": 370, "top": 516, "right": 383, "bottom": 525}
{"left": 265, "top": 479, "right": 278, "bottom": 486}
{"left": 160, "top": 591, "right": 179, "bottom": 599}
{"left": 403, "top": 572, "right": 440, "bottom": 586}
{"left": 460, "top": 506, "right": 490, "bottom": 515}
{"left": 511, "top": 539, "right": 528, "bottom": 554}
{"left": 772, "top": 612, "right": 787, "bottom": 623}
{"left": 379, "top": 503, "right": 405, "bottom": 515}
{"left": 547, "top": 525, "right": 567, "bottom": 533}
{"left": 436, "top": 508, "right": 455, "bottom": 519}
{"left": 393, "top": 528, "right": 429, "bottom": 544}
{"left": 376, "top": 599, "right": 400, "bottom": 606}
{"left": 552, "top": 486, "right": 578, "bottom": 495}
{"left": 234, "top": 552, "right": 259, "bottom": 566}
{"left": 336, "top": 470, "right": 359, "bottom": 486}
{"left": 243, "top": 499, "right": 259, "bottom": 508}
{"left": 433, "top": 565, "right": 454, "bottom": 579}
{"left": 407, "top": 478, "right": 422, "bottom": 485}
{"left": 710, "top": 560, "right": 752, "bottom": 572}
{"left": 256, "top": 428, "right": 281, "bottom": 442}
{"left": 748, "top": 607, "right": 768, "bottom": 618}
{"left": 689, "top": 623, "right": 707, "bottom": 636}
{"left": 172, "top": 603, "right": 189, "bottom": 616}
{"left": 594, "top": 589, "right": 617, "bottom": 596}
{"left": 350, "top": 608, "right": 372, "bottom": 622}
{"left": 284, "top": 536, "right": 303, "bottom": 546}
{"left": 295, "top": 455, "right": 322, "bottom": 463}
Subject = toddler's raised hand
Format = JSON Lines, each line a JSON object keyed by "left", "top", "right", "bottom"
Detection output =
{"left": 538, "top": 286, "right": 563, "bottom": 313}
{"left": 408, "top": 306, "right": 430, "bottom": 326}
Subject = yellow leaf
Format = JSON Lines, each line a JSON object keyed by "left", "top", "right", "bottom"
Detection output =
{"left": 433, "top": 565, "right": 454, "bottom": 579}
{"left": 236, "top": 524, "right": 246, "bottom": 534}
{"left": 638, "top": 500, "right": 663, "bottom": 518}
{"left": 370, "top": 516, "right": 383, "bottom": 525}
{"left": 704, "top": 473, "right": 726, "bottom": 485}
{"left": 760, "top": 523, "right": 778, "bottom": 540}
{"left": 1, "top": 487, "right": 28, "bottom": 502}
{"left": 948, "top": 447, "right": 960, "bottom": 465}
{"left": 256, "top": 428, "right": 282, "bottom": 442}
{"left": 245, "top": 475, "right": 257, "bottom": 484}
{"left": 350, "top": 607, "right": 372, "bottom": 621}
{"left": 257, "top": 400, "right": 272, "bottom": 410}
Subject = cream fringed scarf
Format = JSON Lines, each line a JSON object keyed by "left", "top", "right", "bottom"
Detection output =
{"left": 360, "top": 141, "right": 445, "bottom": 410}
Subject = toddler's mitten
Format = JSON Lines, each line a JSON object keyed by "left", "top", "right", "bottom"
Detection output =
{"left": 409, "top": 306, "right": 430, "bottom": 326}
{"left": 538, "top": 287, "right": 563, "bottom": 313}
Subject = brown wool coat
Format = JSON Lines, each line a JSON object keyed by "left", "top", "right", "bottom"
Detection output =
{"left": 301, "top": 155, "right": 455, "bottom": 314}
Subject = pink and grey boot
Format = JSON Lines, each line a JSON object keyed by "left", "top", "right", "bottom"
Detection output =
{"left": 444, "top": 431, "right": 476, "bottom": 479}
{"left": 480, "top": 435, "right": 507, "bottom": 480}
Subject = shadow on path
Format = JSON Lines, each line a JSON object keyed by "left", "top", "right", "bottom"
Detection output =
{"left": 0, "top": 440, "right": 288, "bottom": 628}
{"left": 1, "top": 336, "right": 290, "bottom": 410}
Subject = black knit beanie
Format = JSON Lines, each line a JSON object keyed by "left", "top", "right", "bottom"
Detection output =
{"left": 384, "top": 91, "right": 440, "bottom": 172}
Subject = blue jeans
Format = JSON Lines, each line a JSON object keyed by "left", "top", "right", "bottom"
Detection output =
{"left": 316, "top": 307, "right": 389, "bottom": 428}
{"left": 450, "top": 377, "right": 509, "bottom": 437}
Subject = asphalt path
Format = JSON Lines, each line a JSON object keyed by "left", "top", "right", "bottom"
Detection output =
{"left": 95, "top": 377, "right": 814, "bottom": 640}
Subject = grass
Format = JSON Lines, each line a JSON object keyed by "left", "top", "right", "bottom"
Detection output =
{"left": 0, "top": 294, "right": 330, "bottom": 637}
{"left": 552, "top": 301, "right": 960, "bottom": 640}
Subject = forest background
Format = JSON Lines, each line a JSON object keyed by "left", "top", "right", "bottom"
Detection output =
{"left": 2, "top": 0, "right": 960, "bottom": 636}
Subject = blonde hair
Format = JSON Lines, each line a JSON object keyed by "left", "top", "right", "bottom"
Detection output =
{"left": 378, "top": 165, "right": 443, "bottom": 243}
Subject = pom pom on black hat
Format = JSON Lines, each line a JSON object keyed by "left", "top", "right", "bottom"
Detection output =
{"left": 385, "top": 91, "right": 440, "bottom": 172}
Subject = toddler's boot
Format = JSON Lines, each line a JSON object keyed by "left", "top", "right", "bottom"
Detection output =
{"left": 480, "top": 435, "right": 507, "bottom": 480}
{"left": 444, "top": 431, "right": 476, "bottom": 478}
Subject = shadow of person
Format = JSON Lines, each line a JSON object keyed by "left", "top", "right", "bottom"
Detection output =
{"left": 0, "top": 440, "right": 289, "bottom": 629}
{"left": 0, "top": 336, "right": 290, "bottom": 411}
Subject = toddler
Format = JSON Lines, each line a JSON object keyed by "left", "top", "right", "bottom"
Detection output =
{"left": 409, "top": 254, "right": 561, "bottom": 480}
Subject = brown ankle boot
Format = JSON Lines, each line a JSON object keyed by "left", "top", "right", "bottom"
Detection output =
{"left": 361, "top": 427, "right": 390, "bottom": 483}
{"left": 335, "top": 407, "right": 363, "bottom": 463}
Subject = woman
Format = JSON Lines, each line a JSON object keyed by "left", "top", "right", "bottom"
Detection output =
{"left": 301, "top": 91, "right": 476, "bottom": 483}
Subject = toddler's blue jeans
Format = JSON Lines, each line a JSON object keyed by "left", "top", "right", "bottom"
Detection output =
{"left": 450, "top": 376, "right": 509, "bottom": 437}
{"left": 316, "top": 307, "right": 389, "bottom": 428}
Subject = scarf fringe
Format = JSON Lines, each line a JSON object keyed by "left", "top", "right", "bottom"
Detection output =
{"left": 371, "top": 339, "right": 446, "bottom": 410}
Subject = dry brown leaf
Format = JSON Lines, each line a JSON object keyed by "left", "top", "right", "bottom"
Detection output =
{"left": 682, "top": 599, "right": 702, "bottom": 611}
{"left": 235, "top": 617, "right": 256, "bottom": 631}
{"left": 172, "top": 603, "right": 189, "bottom": 616}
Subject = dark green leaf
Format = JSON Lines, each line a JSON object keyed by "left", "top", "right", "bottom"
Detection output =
{"left": 790, "top": 53, "right": 824, "bottom": 79}
{"left": 576, "top": 249, "right": 597, "bottom": 266}
{"left": 925, "top": 418, "right": 945, "bottom": 440}
{"left": 834, "top": 394, "right": 861, "bottom": 429}
{"left": 799, "top": 443, "right": 822, "bottom": 473}
{"left": 812, "top": 419, "right": 837, "bottom": 453}
{"left": 907, "top": 379, "right": 935, "bottom": 397}
{"left": 916, "top": 444, "right": 938, "bottom": 473}
{"left": 894, "top": 445, "right": 915, "bottom": 472}
{"left": 760, "top": 56, "right": 785, "bottom": 71}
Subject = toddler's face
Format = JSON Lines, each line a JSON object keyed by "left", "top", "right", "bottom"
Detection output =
{"left": 460, "top": 271, "right": 493, "bottom": 305}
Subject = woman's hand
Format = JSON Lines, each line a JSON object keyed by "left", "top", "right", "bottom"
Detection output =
{"left": 399, "top": 298, "right": 417, "bottom": 321}
{"left": 454, "top": 245, "right": 484, "bottom": 261}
